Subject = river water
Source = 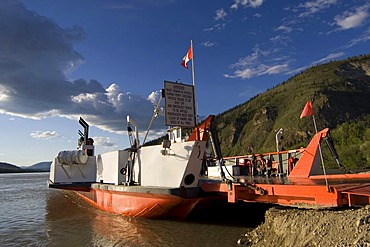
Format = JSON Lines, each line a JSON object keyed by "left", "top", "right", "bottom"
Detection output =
{"left": 0, "top": 173, "right": 267, "bottom": 247}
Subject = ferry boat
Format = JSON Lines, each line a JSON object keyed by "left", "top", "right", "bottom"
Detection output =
{"left": 49, "top": 80, "right": 218, "bottom": 219}
{"left": 49, "top": 82, "right": 370, "bottom": 219}
{"left": 48, "top": 115, "right": 211, "bottom": 219}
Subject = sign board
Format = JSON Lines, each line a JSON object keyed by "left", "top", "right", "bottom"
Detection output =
{"left": 164, "top": 81, "right": 196, "bottom": 127}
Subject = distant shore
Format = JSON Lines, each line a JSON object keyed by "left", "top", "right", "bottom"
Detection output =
{"left": 0, "top": 161, "right": 51, "bottom": 173}
{"left": 0, "top": 169, "right": 49, "bottom": 173}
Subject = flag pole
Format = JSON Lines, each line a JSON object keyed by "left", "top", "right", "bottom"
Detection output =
{"left": 190, "top": 40, "right": 198, "bottom": 124}
{"left": 312, "top": 114, "right": 330, "bottom": 192}
{"left": 300, "top": 100, "right": 329, "bottom": 192}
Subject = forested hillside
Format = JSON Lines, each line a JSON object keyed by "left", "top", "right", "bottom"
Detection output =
{"left": 214, "top": 54, "right": 370, "bottom": 169}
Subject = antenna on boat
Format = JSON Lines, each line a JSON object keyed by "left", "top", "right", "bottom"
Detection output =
{"left": 127, "top": 115, "right": 139, "bottom": 149}
{"left": 275, "top": 128, "right": 284, "bottom": 176}
{"left": 78, "top": 117, "right": 90, "bottom": 150}
{"left": 142, "top": 91, "right": 164, "bottom": 145}
{"left": 126, "top": 115, "right": 140, "bottom": 185}
{"left": 78, "top": 130, "right": 84, "bottom": 137}
{"left": 275, "top": 128, "right": 283, "bottom": 152}
{"left": 77, "top": 130, "right": 84, "bottom": 148}
{"left": 79, "top": 117, "right": 89, "bottom": 145}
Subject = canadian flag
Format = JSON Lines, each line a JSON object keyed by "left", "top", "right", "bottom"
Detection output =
{"left": 300, "top": 100, "right": 314, "bottom": 118}
{"left": 181, "top": 46, "right": 193, "bottom": 69}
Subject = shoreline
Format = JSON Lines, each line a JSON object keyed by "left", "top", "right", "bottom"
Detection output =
{"left": 0, "top": 169, "right": 49, "bottom": 173}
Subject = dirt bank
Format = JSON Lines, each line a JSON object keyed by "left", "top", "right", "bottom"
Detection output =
{"left": 237, "top": 205, "right": 370, "bottom": 246}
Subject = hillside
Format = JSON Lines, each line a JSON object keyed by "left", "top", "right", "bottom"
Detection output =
{"left": 0, "top": 162, "right": 22, "bottom": 173}
{"left": 0, "top": 161, "right": 51, "bottom": 173}
{"left": 26, "top": 161, "right": 51, "bottom": 171}
{"left": 214, "top": 54, "right": 370, "bottom": 169}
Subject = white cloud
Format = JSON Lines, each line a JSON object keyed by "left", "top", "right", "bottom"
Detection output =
{"left": 0, "top": 1, "right": 164, "bottom": 134}
{"left": 334, "top": 5, "right": 369, "bottom": 30}
{"left": 215, "top": 9, "right": 227, "bottom": 21}
{"left": 270, "top": 35, "right": 291, "bottom": 46}
{"left": 203, "top": 23, "right": 226, "bottom": 32}
{"left": 311, "top": 52, "right": 345, "bottom": 64}
{"left": 224, "top": 68, "right": 255, "bottom": 79}
{"left": 201, "top": 41, "right": 216, "bottom": 47}
{"left": 346, "top": 27, "right": 370, "bottom": 47}
{"left": 67, "top": 83, "right": 160, "bottom": 132}
{"left": 231, "top": 0, "right": 265, "bottom": 10}
{"left": 296, "top": 0, "right": 337, "bottom": 17}
{"left": 224, "top": 47, "right": 291, "bottom": 79}
{"left": 147, "top": 91, "right": 161, "bottom": 104}
{"left": 260, "top": 64, "right": 289, "bottom": 75}
{"left": 92, "top": 136, "right": 116, "bottom": 147}
{"left": 275, "top": 25, "right": 293, "bottom": 33}
{"left": 30, "top": 131, "right": 60, "bottom": 139}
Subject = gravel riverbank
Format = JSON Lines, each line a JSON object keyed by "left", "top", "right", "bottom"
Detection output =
{"left": 237, "top": 205, "right": 370, "bottom": 246}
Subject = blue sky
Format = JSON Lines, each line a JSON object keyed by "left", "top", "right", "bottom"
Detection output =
{"left": 1, "top": 0, "right": 369, "bottom": 166}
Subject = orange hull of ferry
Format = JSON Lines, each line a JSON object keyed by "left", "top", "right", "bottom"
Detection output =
{"left": 76, "top": 188, "right": 201, "bottom": 219}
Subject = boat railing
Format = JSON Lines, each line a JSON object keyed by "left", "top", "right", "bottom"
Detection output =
{"left": 222, "top": 148, "right": 305, "bottom": 177}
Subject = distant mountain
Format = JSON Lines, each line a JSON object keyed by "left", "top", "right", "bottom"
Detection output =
{"left": 0, "top": 161, "right": 51, "bottom": 173}
{"left": 27, "top": 161, "right": 51, "bottom": 171}
{"left": 0, "top": 162, "right": 22, "bottom": 172}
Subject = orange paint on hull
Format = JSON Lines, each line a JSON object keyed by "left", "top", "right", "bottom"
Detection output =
{"left": 77, "top": 188, "right": 201, "bottom": 219}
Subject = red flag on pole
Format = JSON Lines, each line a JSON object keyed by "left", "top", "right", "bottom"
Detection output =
{"left": 181, "top": 46, "right": 193, "bottom": 69}
{"left": 300, "top": 100, "right": 314, "bottom": 118}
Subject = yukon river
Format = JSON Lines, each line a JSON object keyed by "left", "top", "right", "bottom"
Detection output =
{"left": 0, "top": 173, "right": 267, "bottom": 247}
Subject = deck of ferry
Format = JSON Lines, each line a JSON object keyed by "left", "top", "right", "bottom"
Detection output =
{"left": 200, "top": 164, "right": 370, "bottom": 208}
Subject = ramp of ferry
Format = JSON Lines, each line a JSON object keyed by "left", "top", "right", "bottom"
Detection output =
{"left": 200, "top": 174, "right": 370, "bottom": 208}
{"left": 200, "top": 128, "right": 370, "bottom": 208}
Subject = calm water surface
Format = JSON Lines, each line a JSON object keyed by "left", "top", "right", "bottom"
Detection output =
{"left": 0, "top": 173, "right": 257, "bottom": 247}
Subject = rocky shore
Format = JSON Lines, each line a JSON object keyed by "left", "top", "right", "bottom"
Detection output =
{"left": 237, "top": 205, "right": 370, "bottom": 246}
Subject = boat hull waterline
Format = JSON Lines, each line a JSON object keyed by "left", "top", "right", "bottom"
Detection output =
{"left": 77, "top": 188, "right": 201, "bottom": 219}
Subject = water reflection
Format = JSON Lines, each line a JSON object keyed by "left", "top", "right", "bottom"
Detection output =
{"left": 45, "top": 190, "right": 95, "bottom": 246}
{"left": 45, "top": 190, "right": 250, "bottom": 246}
{"left": 1, "top": 173, "right": 267, "bottom": 246}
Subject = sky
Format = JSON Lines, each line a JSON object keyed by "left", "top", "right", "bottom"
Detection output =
{"left": 1, "top": 0, "right": 369, "bottom": 166}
